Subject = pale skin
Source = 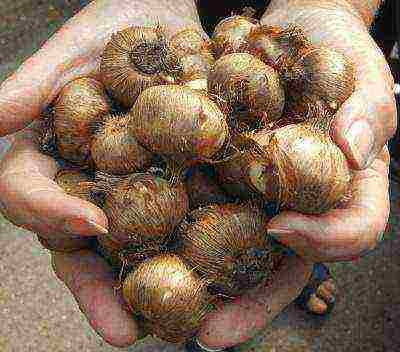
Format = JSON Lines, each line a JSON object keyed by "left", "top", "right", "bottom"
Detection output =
{"left": 0, "top": 0, "right": 396, "bottom": 349}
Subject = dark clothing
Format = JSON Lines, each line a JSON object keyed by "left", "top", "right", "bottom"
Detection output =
{"left": 371, "top": 0, "right": 399, "bottom": 58}
{"left": 198, "top": 0, "right": 397, "bottom": 50}
{"left": 197, "top": 0, "right": 271, "bottom": 34}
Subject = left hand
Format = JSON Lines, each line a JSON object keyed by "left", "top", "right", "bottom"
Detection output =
{"left": 194, "top": 150, "right": 390, "bottom": 349}
{"left": 260, "top": 0, "right": 395, "bottom": 262}
{"left": 195, "top": 2, "right": 395, "bottom": 349}
{"left": 267, "top": 146, "right": 390, "bottom": 262}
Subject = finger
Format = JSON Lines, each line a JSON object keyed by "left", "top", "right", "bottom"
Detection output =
{"left": 266, "top": 147, "right": 390, "bottom": 262}
{"left": 51, "top": 250, "right": 142, "bottom": 347}
{"left": 330, "top": 83, "right": 397, "bottom": 170}
{"left": 197, "top": 256, "right": 313, "bottom": 350}
{"left": 0, "top": 136, "right": 108, "bottom": 239}
{"left": 37, "top": 235, "right": 95, "bottom": 253}
{"left": 309, "top": 13, "right": 397, "bottom": 171}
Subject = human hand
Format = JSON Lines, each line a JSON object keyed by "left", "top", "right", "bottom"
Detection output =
{"left": 194, "top": 254, "right": 313, "bottom": 350}
{"left": 259, "top": 0, "right": 395, "bottom": 262}
{"left": 194, "top": 147, "right": 389, "bottom": 348}
{"left": 0, "top": 0, "right": 204, "bottom": 241}
{"left": 185, "top": 4, "right": 392, "bottom": 350}
{"left": 51, "top": 249, "right": 144, "bottom": 347}
{"left": 0, "top": 0, "right": 207, "bottom": 346}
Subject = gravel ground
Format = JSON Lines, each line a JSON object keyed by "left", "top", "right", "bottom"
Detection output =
{"left": 0, "top": 1, "right": 399, "bottom": 352}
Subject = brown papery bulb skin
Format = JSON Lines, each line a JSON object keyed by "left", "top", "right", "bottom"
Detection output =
{"left": 214, "top": 136, "right": 263, "bottom": 199}
{"left": 211, "top": 15, "right": 258, "bottom": 59}
{"left": 240, "top": 24, "right": 312, "bottom": 72}
{"left": 91, "top": 114, "right": 153, "bottom": 175}
{"left": 283, "top": 47, "right": 356, "bottom": 113}
{"left": 248, "top": 119, "right": 352, "bottom": 214}
{"left": 208, "top": 53, "right": 285, "bottom": 125}
{"left": 183, "top": 78, "right": 208, "bottom": 93}
{"left": 54, "top": 78, "right": 110, "bottom": 166}
{"left": 170, "top": 29, "right": 215, "bottom": 84}
{"left": 122, "top": 254, "right": 213, "bottom": 343}
{"left": 96, "top": 234, "right": 125, "bottom": 270}
{"left": 102, "top": 173, "right": 189, "bottom": 245}
{"left": 175, "top": 202, "right": 279, "bottom": 296}
{"left": 185, "top": 165, "right": 233, "bottom": 210}
{"left": 129, "top": 85, "right": 229, "bottom": 162}
{"left": 55, "top": 168, "right": 96, "bottom": 202}
{"left": 101, "top": 26, "right": 181, "bottom": 108}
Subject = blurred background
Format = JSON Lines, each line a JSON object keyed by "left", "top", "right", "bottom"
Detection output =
{"left": 0, "top": 1, "right": 399, "bottom": 351}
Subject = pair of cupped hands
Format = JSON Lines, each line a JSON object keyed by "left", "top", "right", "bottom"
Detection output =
{"left": 0, "top": 0, "right": 396, "bottom": 349}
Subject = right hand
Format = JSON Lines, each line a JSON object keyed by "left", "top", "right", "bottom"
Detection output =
{"left": 0, "top": 0, "right": 206, "bottom": 346}
{"left": 0, "top": 0, "right": 204, "bottom": 242}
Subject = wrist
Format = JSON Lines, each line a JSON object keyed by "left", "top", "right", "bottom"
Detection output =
{"left": 342, "top": 0, "right": 382, "bottom": 25}
{"left": 262, "top": 0, "right": 377, "bottom": 30}
{"left": 109, "top": 0, "right": 201, "bottom": 34}
{"left": 76, "top": 0, "right": 202, "bottom": 41}
{"left": 261, "top": 0, "right": 372, "bottom": 49}
{"left": 261, "top": 0, "right": 394, "bottom": 102}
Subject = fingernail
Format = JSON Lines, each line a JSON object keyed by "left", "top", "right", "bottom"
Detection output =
{"left": 64, "top": 218, "right": 108, "bottom": 236}
{"left": 267, "top": 228, "right": 314, "bottom": 258}
{"left": 267, "top": 228, "right": 296, "bottom": 238}
{"left": 344, "top": 120, "right": 375, "bottom": 169}
{"left": 194, "top": 338, "right": 225, "bottom": 352}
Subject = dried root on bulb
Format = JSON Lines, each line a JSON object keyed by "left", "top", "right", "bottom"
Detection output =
{"left": 101, "top": 25, "right": 182, "bottom": 108}
{"left": 208, "top": 53, "right": 285, "bottom": 127}
{"left": 240, "top": 24, "right": 312, "bottom": 72}
{"left": 240, "top": 24, "right": 355, "bottom": 116}
{"left": 175, "top": 202, "right": 282, "bottom": 296}
{"left": 282, "top": 46, "right": 356, "bottom": 114}
{"left": 248, "top": 117, "right": 352, "bottom": 214}
{"left": 170, "top": 29, "right": 215, "bottom": 88}
{"left": 211, "top": 15, "right": 258, "bottom": 59}
{"left": 97, "top": 172, "right": 189, "bottom": 245}
{"left": 91, "top": 113, "right": 153, "bottom": 175}
{"left": 96, "top": 234, "right": 166, "bottom": 276}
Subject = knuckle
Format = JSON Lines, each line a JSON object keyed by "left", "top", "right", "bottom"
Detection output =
{"left": 375, "top": 91, "right": 396, "bottom": 122}
{"left": 369, "top": 91, "right": 397, "bottom": 144}
{"left": 384, "top": 95, "right": 398, "bottom": 138}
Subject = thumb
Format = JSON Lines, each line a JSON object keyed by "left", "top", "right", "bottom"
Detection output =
{"left": 330, "top": 85, "right": 397, "bottom": 170}
{"left": 264, "top": 147, "right": 390, "bottom": 262}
